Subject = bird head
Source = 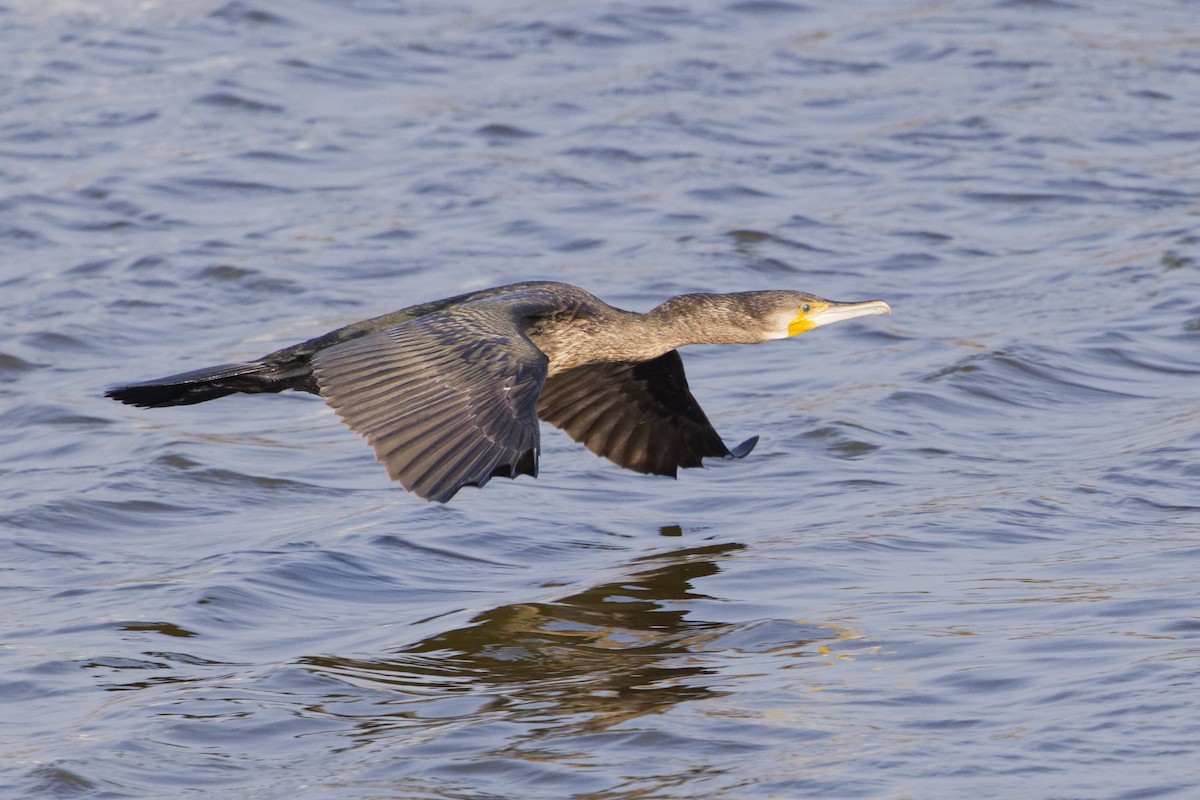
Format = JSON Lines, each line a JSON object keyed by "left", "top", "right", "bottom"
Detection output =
{"left": 782, "top": 295, "right": 892, "bottom": 338}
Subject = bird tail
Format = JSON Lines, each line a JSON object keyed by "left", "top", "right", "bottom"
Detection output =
{"left": 105, "top": 362, "right": 282, "bottom": 408}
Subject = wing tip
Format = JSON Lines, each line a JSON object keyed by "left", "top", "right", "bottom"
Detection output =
{"left": 728, "top": 435, "right": 758, "bottom": 460}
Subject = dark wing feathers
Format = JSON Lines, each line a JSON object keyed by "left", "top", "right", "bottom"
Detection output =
{"left": 537, "top": 350, "right": 756, "bottom": 477}
{"left": 311, "top": 310, "right": 548, "bottom": 502}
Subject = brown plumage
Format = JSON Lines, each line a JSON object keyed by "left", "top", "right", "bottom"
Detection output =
{"left": 106, "top": 281, "right": 890, "bottom": 502}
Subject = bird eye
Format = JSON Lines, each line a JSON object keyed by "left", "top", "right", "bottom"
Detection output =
{"left": 801, "top": 304, "right": 811, "bottom": 313}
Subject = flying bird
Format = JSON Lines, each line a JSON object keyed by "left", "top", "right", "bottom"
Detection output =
{"left": 106, "top": 281, "right": 890, "bottom": 501}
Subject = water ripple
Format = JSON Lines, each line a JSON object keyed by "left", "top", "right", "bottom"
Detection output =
{"left": 3, "top": 1, "right": 1200, "bottom": 798}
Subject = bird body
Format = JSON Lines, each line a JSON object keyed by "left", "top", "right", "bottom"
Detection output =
{"left": 107, "top": 281, "right": 889, "bottom": 502}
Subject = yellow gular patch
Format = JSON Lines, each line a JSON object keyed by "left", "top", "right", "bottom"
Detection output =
{"left": 788, "top": 316, "right": 814, "bottom": 336}
{"left": 787, "top": 302, "right": 827, "bottom": 337}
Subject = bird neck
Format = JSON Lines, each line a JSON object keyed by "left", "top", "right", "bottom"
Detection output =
{"left": 642, "top": 294, "right": 766, "bottom": 347}
{"left": 531, "top": 293, "right": 768, "bottom": 375}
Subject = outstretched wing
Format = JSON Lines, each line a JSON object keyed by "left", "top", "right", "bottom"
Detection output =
{"left": 537, "top": 350, "right": 757, "bottom": 477}
{"left": 311, "top": 308, "right": 549, "bottom": 502}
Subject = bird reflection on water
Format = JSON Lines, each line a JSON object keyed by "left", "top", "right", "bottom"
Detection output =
{"left": 300, "top": 542, "right": 854, "bottom": 743}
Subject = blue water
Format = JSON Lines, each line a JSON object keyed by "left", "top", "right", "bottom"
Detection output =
{"left": 2, "top": 1, "right": 1199, "bottom": 797}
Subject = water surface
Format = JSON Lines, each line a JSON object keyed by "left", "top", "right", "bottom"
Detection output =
{"left": 2, "top": 1, "right": 1199, "bottom": 798}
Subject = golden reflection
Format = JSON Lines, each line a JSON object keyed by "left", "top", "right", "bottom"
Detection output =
{"left": 301, "top": 541, "right": 857, "bottom": 741}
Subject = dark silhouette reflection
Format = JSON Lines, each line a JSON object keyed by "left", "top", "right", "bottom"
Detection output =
{"left": 302, "top": 541, "right": 856, "bottom": 749}
{"left": 301, "top": 543, "right": 767, "bottom": 738}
